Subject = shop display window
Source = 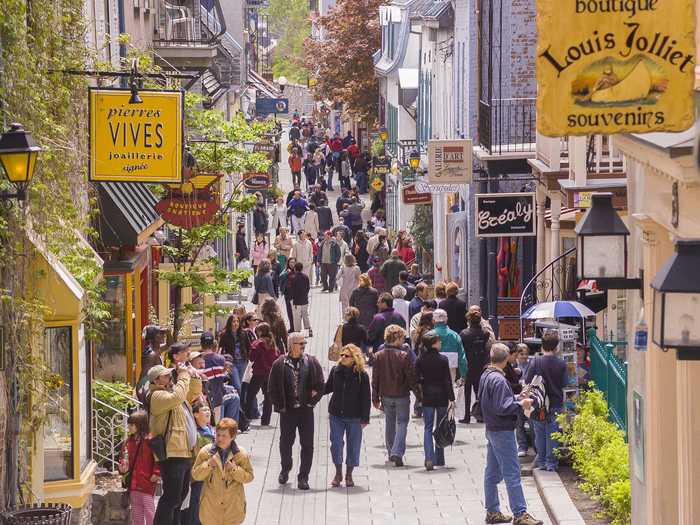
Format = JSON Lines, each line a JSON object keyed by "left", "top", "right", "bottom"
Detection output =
{"left": 95, "top": 275, "right": 126, "bottom": 381}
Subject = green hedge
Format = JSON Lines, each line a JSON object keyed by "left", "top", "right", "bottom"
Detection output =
{"left": 556, "top": 386, "right": 631, "bottom": 525}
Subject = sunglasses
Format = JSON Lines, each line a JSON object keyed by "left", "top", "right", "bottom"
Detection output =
{"left": 340, "top": 353, "right": 352, "bottom": 358}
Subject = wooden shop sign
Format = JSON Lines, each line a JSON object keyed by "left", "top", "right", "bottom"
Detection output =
{"left": 89, "top": 88, "right": 184, "bottom": 182}
{"left": 243, "top": 172, "right": 272, "bottom": 189}
{"left": 475, "top": 192, "right": 536, "bottom": 238}
{"left": 402, "top": 184, "right": 432, "bottom": 205}
{"left": 155, "top": 197, "right": 218, "bottom": 229}
{"left": 536, "top": 0, "right": 695, "bottom": 136}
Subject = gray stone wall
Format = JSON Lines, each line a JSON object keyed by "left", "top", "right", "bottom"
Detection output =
{"left": 91, "top": 489, "right": 130, "bottom": 525}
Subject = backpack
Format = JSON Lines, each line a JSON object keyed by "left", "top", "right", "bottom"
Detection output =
{"left": 528, "top": 357, "right": 550, "bottom": 421}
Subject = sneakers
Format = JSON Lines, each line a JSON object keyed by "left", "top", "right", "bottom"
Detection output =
{"left": 485, "top": 511, "right": 513, "bottom": 524}
{"left": 517, "top": 450, "right": 527, "bottom": 457}
{"left": 424, "top": 460, "right": 434, "bottom": 471}
{"left": 278, "top": 471, "right": 289, "bottom": 485}
{"left": 513, "top": 512, "right": 543, "bottom": 525}
{"left": 389, "top": 455, "right": 404, "bottom": 467}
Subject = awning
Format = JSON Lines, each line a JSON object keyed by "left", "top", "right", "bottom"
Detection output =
{"left": 97, "top": 182, "right": 163, "bottom": 247}
{"left": 249, "top": 69, "right": 281, "bottom": 99}
{"left": 398, "top": 68, "right": 419, "bottom": 90}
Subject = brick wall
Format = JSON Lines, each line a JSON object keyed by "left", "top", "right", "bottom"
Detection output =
{"left": 508, "top": 0, "right": 536, "bottom": 98}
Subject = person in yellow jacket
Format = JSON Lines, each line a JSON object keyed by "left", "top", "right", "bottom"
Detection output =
{"left": 191, "top": 418, "right": 254, "bottom": 525}
{"left": 148, "top": 342, "right": 203, "bottom": 525}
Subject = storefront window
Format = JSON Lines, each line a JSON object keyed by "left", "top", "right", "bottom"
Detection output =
{"left": 44, "top": 326, "right": 74, "bottom": 482}
{"left": 95, "top": 275, "right": 126, "bottom": 381}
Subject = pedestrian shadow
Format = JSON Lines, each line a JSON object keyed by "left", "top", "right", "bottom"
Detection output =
{"left": 413, "top": 466, "right": 457, "bottom": 475}
{"left": 266, "top": 486, "right": 326, "bottom": 495}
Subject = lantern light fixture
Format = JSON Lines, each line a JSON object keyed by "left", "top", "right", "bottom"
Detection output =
{"left": 409, "top": 149, "right": 420, "bottom": 170}
{"left": 651, "top": 239, "right": 700, "bottom": 359}
{"left": 379, "top": 126, "right": 388, "bottom": 142}
{"left": 0, "top": 123, "right": 42, "bottom": 201}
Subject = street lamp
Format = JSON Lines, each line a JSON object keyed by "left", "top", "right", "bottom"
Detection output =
{"left": 651, "top": 239, "right": 700, "bottom": 359}
{"left": 379, "top": 126, "right": 388, "bottom": 142}
{"left": 409, "top": 149, "right": 420, "bottom": 170}
{"left": 0, "top": 123, "right": 42, "bottom": 201}
{"left": 574, "top": 193, "right": 640, "bottom": 289}
{"left": 277, "top": 76, "right": 288, "bottom": 93}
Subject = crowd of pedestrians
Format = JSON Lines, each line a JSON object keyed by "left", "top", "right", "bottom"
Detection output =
{"left": 118, "top": 122, "right": 566, "bottom": 525}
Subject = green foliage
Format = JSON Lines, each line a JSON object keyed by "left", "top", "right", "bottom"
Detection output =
{"left": 555, "top": 387, "right": 631, "bottom": 525}
{"left": 265, "top": 0, "right": 311, "bottom": 84}
{"left": 410, "top": 203, "right": 434, "bottom": 252}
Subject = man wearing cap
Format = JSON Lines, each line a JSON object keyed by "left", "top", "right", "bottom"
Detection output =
{"left": 318, "top": 230, "right": 341, "bottom": 292}
{"left": 149, "top": 343, "right": 202, "bottom": 525}
{"left": 268, "top": 332, "right": 325, "bottom": 490}
{"left": 200, "top": 331, "right": 227, "bottom": 422}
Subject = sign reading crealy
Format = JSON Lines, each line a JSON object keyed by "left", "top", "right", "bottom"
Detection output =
{"left": 89, "top": 88, "right": 184, "bottom": 182}
{"left": 536, "top": 0, "right": 696, "bottom": 136}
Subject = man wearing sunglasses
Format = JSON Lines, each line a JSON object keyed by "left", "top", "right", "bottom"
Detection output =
{"left": 268, "top": 332, "right": 325, "bottom": 490}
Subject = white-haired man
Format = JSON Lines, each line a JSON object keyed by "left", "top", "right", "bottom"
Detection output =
{"left": 432, "top": 308, "right": 467, "bottom": 382}
{"left": 268, "top": 332, "right": 324, "bottom": 490}
{"left": 479, "top": 343, "right": 542, "bottom": 525}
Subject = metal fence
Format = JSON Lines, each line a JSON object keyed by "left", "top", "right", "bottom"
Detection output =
{"left": 478, "top": 98, "right": 536, "bottom": 154}
{"left": 92, "top": 381, "right": 141, "bottom": 472}
{"left": 588, "top": 329, "right": 628, "bottom": 435}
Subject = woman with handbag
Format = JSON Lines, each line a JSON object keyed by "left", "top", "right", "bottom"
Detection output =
{"left": 323, "top": 344, "right": 371, "bottom": 488}
{"left": 119, "top": 411, "right": 160, "bottom": 525}
{"left": 414, "top": 330, "right": 455, "bottom": 470}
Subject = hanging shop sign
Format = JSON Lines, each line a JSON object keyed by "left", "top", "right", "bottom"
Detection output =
{"left": 415, "top": 180, "right": 463, "bottom": 194}
{"left": 255, "top": 98, "right": 289, "bottom": 116}
{"left": 155, "top": 197, "right": 218, "bottom": 229}
{"left": 427, "top": 140, "right": 472, "bottom": 184}
{"left": 243, "top": 172, "right": 272, "bottom": 189}
{"left": 371, "top": 155, "right": 392, "bottom": 176}
{"left": 536, "top": 0, "right": 695, "bottom": 136}
{"left": 402, "top": 184, "right": 432, "bottom": 205}
{"left": 475, "top": 192, "right": 536, "bottom": 238}
{"left": 253, "top": 142, "right": 278, "bottom": 162}
{"left": 89, "top": 88, "right": 184, "bottom": 183}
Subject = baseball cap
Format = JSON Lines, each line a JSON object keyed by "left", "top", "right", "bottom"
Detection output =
{"left": 200, "top": 331, "right": 215, "bottom": 346}
{"left": 189, "top": 351, "right": 203, "bottom": 360}
{"left": 147, "top": 365, "right": 173, "bottom": 383}
{"left": 168, "top": 341, "right": 191, "bottom": 359}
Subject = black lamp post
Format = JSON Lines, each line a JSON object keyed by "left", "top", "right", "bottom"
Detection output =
{"left": 574, "top": 192, "right": 641, "bottom": 290}
{"left": 651, "top": 239, "right": 700, "bottom": 360}
{"left": 409, "top": 149, "right": 420, "bottom": 171}
{"left": 0, "top": 123, "right": 42, "bottom": 201}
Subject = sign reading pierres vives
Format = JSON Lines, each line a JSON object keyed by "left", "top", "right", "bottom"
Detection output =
{"left": 89, "top": 88, "right": 184, "bottom": 183}
{"left": 475, "top": 193, "right": 536, "bottom": 238}
{"left": 536, "top": 0, "right": 695, "bottom": 136}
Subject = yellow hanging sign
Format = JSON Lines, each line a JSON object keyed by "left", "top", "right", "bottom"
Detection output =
{"left": 89, "top": 88, "right": 184, "bottom": 183}
{"left": 536, "top": 0, "right": 696, "bottom": 136}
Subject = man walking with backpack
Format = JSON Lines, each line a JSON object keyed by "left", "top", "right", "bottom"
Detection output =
{"left": 287, "top": 190, "right": 309, "bottom": 235}
{"left": 459, "top": 307, "right": 493, "bottom": 423}
{"left": 524, "top": 329, "right": 567, "bottom": 472}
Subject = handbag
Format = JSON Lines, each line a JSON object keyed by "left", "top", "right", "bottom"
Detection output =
{"left": 121, "top": 438, "right": 143, "bottom": 490}
{"left": 251, "top": 291, "right": 259, "bottom": 305}
{"left": 148, "top": 399, "right": 172, "bottom": 463}
{"left": 433, "top": 407, "right": 457, "bottom": 448}
{"left": 327, "top": 324, "right": 343, "bottom": 361}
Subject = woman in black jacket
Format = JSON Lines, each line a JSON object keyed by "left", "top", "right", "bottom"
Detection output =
{"left": 235, "top": 223, "right": 249, "bottom": 261}
{"left": 352, "top": 231, "right": 370, "bottom": 273}
{"left": 340, "top": 307, "right": 368, "bottom": 353}
{"left": 349, "top": 273, "right": 379, "bottom": 329}
{"left": 323, "top": 344, "right": 370, "bottom": 488}
{"left": 415, "top": 330, "right": 455, "bottom": 470}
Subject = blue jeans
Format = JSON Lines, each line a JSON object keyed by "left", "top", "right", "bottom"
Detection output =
{"left": 230, "top": 359, "right": 247, "bottom": 392}
{"left": 382, "top": 396, "right": 410, "bottom": 458}
{"left": 221, "top": 391, "right": 241, "bottom": 423}
{"left": 484, "top": 430, "right": 527, "bottom": 516}
{"left": 532, "top": 410, "right": 560, "bottom": 469}
{"left": 422, "top": 406, "right": 447, "bottom": 465}
{"left": 329, "top": 415, "right": 363, "bottom": 467}
{"left": 356, "top": 171, "right": 368, "bottom": 193}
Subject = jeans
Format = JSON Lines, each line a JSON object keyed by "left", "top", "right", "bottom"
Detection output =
{"left": 153, "top": 457, "right": 192, "bottom": 525}
{"left": 321, "top": 263, "right": 338, "bottom": 291}
{"left": 246, "top": 374, "right": 272, "bottom": 425}
{"left": 532, "top": 410, "right": 561, "bottom": 469}
{"left": 280, "top": 407, "right": 315, "bottom": 480}
{"left": 329, "top": 414, "right": 363, "bottom": 467}
{"left": 484, "top": 430, "right": 527, "bottom": 516}
{"left": 516, "top": 412, "right": 531, "bottom": 452}
{"left": 284, "top": 297, "right": 295, "bottom": 331}
{"left": 230, "top": 359, "right": 247, "bottom": 392}
{"left": 382, "top": 396, "right": 410, "bottom": 458}
{"left": 292, "top": 170, "right": 301, "bottom": 187}
{"left": 356, "top": 171, "right": 368, "bottom": 193}
{"left": 180, "top": 481, "right": 202, "bottom": 525}
{"left": 422, "top": 406, "right": 447, "bottom": 465}
{"left": 221, "top": 390, "right": 241, "bottom": 423}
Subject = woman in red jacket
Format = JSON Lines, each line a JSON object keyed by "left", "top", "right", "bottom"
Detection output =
{"left": 246, "top": 322, "right": 280, "bottom": 426}
{"left": 119, "top": 411, "right": 160, "bottom": 525}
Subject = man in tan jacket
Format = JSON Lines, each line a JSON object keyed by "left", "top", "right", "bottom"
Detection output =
{"left": 148, "top": 344, "right": 202, "bottom": 525}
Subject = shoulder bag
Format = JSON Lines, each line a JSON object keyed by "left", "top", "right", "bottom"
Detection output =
{"left": 327, "top": 324, "right": 343, "bottom": 361}
{"left": 148, "top": 393, "right": 172, "bottom": 462}
{"left": 121, "top": 438, "right": 143, "bottom": 490}
{"left": 433, "top": 405, "right": 457, "bottom": 448}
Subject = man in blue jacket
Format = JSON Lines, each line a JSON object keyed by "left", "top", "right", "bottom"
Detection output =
{"left": 478, "top": 344, "right": 542, "bottom": 525}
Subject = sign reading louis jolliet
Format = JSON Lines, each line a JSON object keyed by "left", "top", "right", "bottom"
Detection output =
{"left": 536, "top": 0, "right": 696, "bottom": 136}
{"left": 475, "top": 193, "right": 536, "bottom": 238}
{"left": 89, "top": 88, "right": 184, "bottom": 183}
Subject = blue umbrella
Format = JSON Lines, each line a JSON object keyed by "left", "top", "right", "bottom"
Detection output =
{"left": 521, "top": 300, "right": 595, "bottom": 320}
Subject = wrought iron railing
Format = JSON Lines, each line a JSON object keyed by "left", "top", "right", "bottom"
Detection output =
{"left": 154, "top": 0, "right": 221, "bottom": 46}
{"left": 588, "top": 329, "right": 628, "bottom": 435}
{"left": 92, "top": 381, "right": 141, "bottom": 471}
{"left": 478, "top": 97, "right": 536, "bottom": 154}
